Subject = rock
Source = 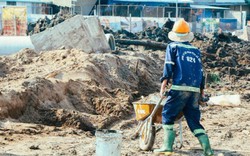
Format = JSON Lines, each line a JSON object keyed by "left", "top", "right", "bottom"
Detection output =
{"left": 216, "top": 47, "right": 227, "bottom": 57}
{"left": 29, "top": 145, "right": 40, "bottom": 150}
{"left": 162, "top": 18, "right": 174, "bottom": 30}
{"left": 242, "top": 130, "right": 249, "bottom": 135}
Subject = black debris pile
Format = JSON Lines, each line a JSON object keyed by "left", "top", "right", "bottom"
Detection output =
{"left": 103, "top": 23, "right": 250, "bottom": 93}
{"left": 27, "top": 13, "right": 74, "bottom": 35}
{"left": 192, "top": 32, "right": 250, "bottom": 93}
{"left": 103, "top": 18, "right": 176, "bottom": 43}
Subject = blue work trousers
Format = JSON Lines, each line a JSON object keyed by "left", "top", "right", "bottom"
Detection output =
{"left": 162, "top": 90, "right": 204, "bottom": 133}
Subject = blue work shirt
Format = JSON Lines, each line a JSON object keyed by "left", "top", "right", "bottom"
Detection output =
{"left": 160, "top": 42, "right": 205, "bottom": 92}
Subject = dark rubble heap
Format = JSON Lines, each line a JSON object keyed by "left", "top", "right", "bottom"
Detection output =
{"left": 105, "top": 24, "right": 250, "bottom": 95}
{"left": 104, "top": 18, "right": 174, "bottom": 43}
{"left": 195, "top": 33, "right": 250, "bottom": 94}
{"left": 27, "top": 13, "right": 74, "bottom": 35}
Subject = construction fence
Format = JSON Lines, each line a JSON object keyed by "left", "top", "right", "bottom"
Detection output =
{"left": 94, "top": 5, "right": 224, "bottom": 20}
{"left": 0, "top": 4, "right": 246, "bottom": 36}
{"left": 95, "top": 4, "right": 245, "bottom": 33}
{"left": 98, "top": 16, "right": 239, "bottom": 34}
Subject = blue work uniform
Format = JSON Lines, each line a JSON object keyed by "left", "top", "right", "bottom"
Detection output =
{"left": 160, "top": 41, "right": 206, "bottom": 136}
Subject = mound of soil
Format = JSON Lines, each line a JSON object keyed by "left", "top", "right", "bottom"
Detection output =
{"left": 0, "top": 48, "right": 163, "bottom": 130}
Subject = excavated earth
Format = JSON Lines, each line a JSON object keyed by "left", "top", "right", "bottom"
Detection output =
{"left": 0, "top": 32, "right": 249, "bottom": 155}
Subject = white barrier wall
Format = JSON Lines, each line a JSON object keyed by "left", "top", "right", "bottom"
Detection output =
{"left": 98, "top": 16, "right": 239, "bottom": 33}
{"left": 98, "top": 16, "right": 176, "bottom": 33}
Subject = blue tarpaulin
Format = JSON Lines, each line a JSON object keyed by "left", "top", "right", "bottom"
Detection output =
{"left": 219, "top": 18, "right": 237, "bottom": 31}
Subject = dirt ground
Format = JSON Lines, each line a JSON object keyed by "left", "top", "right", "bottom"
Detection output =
{"left": 0, "top": 101, "right": 249, "bottom": 156}
{"left": 0, "top": 37, "right": 249, "bottom": 156}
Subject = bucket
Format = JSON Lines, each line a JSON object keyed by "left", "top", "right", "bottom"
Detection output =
{"left": 95, "top": 129, "right": 122, "bottom": 156}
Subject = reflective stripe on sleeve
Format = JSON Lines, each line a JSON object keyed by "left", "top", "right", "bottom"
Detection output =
{"left": 165, "top": 61, "right": 175, "bottom": 65}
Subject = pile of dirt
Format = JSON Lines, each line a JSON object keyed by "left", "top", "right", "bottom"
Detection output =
{"left": 193, "top": 34, "right": 250, "bottom": 94}
{"left": 0, "top": 37, "right": 249, "bottom": 133}
{"left": 0, "top": 48, "right": 163, "bottom": 130}
{"left": 1, "top": 20, "right": 250, "bottom": 133}
{"left": 110, "top": 26, "right": 250, "bottom": 94}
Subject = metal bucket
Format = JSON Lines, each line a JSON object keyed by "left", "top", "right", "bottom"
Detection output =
{"left": 95, "top": 129, "right": 122, "bottom": 156}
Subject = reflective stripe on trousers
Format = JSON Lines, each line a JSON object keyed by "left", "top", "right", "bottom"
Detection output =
{"left": 171, "top": 85, "right": 200, "bottom": 93}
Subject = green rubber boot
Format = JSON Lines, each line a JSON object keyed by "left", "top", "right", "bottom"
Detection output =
{"left": 154, "top": 125, "right": 175, "bottom": 155}
{"left": 197, "top": 134, "right": 214, "bottom": 156}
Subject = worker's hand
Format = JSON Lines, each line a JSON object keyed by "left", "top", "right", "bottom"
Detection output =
{"left": 199, "top": 94, "right": 210, "bottom": 106}
{"left": 160, "top": 90, "right": 169, "bottom": 98}
{"left": 160, "top": 79, "right": 168, "bottom": 98}
{"left": 160, "top": 88, "right": 166, "bottom": 98}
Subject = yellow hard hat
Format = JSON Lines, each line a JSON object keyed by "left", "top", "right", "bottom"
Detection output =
{"left": 172, "top": 19, "right": 190, "bottom": 33}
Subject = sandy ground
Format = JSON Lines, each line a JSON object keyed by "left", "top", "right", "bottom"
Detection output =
{"left": 0, "top": 100, "right": 249, "bottom": 156}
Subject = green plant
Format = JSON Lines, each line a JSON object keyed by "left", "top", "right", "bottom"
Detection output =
{"left": 207, "top": 73, "right": 220, "bottom": 83}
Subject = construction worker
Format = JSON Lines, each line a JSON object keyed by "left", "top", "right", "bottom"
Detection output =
{"left": 154, "top": 19, "right": 214, "bottom": 156}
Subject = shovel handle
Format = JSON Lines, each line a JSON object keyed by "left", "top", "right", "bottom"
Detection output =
{"left": 148, "top": 92, "right": 167, "bottom": 119}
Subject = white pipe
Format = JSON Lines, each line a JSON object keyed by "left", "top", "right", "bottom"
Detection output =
{"left": 0, "top": 36, "right": 35, "bottom": 55}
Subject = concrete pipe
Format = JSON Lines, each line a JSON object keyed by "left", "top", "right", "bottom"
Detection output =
{"left": 105, "top": 34, "right": 116, "bottom": 51}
